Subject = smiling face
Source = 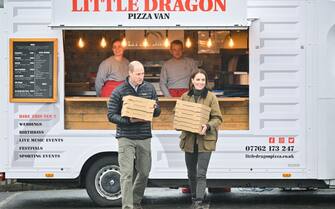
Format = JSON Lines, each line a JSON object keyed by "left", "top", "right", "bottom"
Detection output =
{"left": 112, "top": 40, "right": 124, "bottom": 57}
{"left": 191, "top": 72, "right": 207, "bottom": 90}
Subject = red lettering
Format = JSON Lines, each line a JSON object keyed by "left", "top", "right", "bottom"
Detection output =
{"left": 83, "top": 0, "right": 89, "bottom": 12}
{"left": 160, "top": 0, "right": 171, "bottom": 11}
{"left": 214, "top": 0, "right": 226, "bottom": 11}
{"left": 72, "top": 0, "right": 102, "bottom": 12}
{"left": 172, "top": 0, "right": 185, "bottom": 11}
{"left": 184, "top": 0, "right": 197, "bottom": 11}
{"left": 199, "top": 0, "right": 213, "bottom": 12}
{"left": 116, "top": 0, "right": 127, "bottom": 11}
{"left": 71, "top": 0, "right": 227, "bottom": 13}
{"left": 129, "top": 0, "right": 139, "bottom": 11}
{"left": 32, "top": 114, "right": 43, "bottom": 119}
{"left": 92, "top": 0, "right": 100, "bottom": 12}
{"left": 43, "top": 114, "right": 54, "bottom": 119}
{"left": 19, "top": 114, "right": 30, "bottom": 119}
{"left": 145, "top": 0, "right": 157, "bottom": 11}
{"left": 106, "top": 0, "right": 112, "bottom": 11}
{"left": 72, "top": 0, "right": 83, "bottom": 12}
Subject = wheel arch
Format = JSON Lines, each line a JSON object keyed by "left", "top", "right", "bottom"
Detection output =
{"left": 79, "top": 152, "right": 118, "bottom": 187}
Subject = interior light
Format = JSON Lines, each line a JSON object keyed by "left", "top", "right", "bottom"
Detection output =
{"left": 228, "top": 32, "right": 234, "bottom": 48}
{"left": 164, "top": 38, "right": 169, "bottom": 48}
{"left": 164, "top": 30, "right": 170, "bottom": 48}
{"left": 207, "top": 38, "right": 213, "bottom": 48}
{"left": 143, "top": 30, "right": 149, "bottom": 48}
{"left": 207, "top": 31, "right": 212, "bottom": 48}
{"left": 185, "top": 37, "right": 192, "bottom": 48}
{"left": 228, "top": 36, "right": 234, "bottom": 48}
{"left": 100, "top": 37, "right": 107, "bottom": 48}
{"left": 143, "top": 38, "right": 148, "bottom": 48}
{"left": 78, "top": 37, "right": 85, "bottom": 48}
{"left": 121, "top": 30, "right": 127, "bottom": 47}
{"left": 121, "top": 37, "right": 127, "bottom": 47}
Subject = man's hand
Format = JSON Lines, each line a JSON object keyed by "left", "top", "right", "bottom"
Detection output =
{"left": 199, "top": 124, "right": 208, "bottom": 135}
{"left": 130, "top": 118, "right": 147, "bottom": 123}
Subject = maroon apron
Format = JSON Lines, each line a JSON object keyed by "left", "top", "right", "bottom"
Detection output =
{"left": 168, "top": 88, "right": 188, "bottom": 97}
{"left": 100, "top": 80, "right": 124, "bottom": 97}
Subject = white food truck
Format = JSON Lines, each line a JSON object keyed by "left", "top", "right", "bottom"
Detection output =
{"left": 1, "top": 0, "right": 335, "bottom": 206}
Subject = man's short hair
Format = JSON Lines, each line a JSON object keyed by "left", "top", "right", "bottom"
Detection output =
{"left": 170, "top": 40, "right": 183, "bottom": 49}
{"left": 129, "top": 61, "right": 144, "bottom": 73}
{"left": 112, "top": 38, "right": 122, "bottom": 47}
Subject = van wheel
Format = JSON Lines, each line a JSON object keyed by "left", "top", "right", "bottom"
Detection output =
{"left": 85, "top": 156, "right": 122, "bottom": 206}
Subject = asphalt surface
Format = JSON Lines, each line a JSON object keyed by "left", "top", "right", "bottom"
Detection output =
{"left": 1, "top": 188, "right": 335, "bottom": 209}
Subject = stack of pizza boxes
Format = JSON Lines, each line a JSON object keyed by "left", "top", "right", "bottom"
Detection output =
{"left": 173, "top": 100, "right": 211, "bottom": 134}
{"left": 121, "top": 95, "right": 155, "bottom": 121}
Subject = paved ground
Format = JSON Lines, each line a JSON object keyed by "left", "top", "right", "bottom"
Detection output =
{"left": 1, "top": 188, "right": 335, "bottom": 209}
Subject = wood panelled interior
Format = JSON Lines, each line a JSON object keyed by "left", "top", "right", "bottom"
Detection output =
{"left": 64, "top": 30, "right": 235, "bottom": 83}
{"left": 65, "top": 100, "right": 249, "bottom": 130}
{"left": 220, "top": 101, "right": 249, "bottom": 130}
{"left": 65, "top": 100, "right": 116, "bottom": 129}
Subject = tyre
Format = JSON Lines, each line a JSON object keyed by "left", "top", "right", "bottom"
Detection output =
{"left": 85, "top": 156, "right": 122, "bottom": 206}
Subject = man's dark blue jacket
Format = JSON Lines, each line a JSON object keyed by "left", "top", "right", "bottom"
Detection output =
{"left": 107, "top": 77, "right": 161, "bottom": 140}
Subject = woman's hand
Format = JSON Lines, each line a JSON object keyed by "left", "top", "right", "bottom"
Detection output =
{"left": 200, "top": 124, "right": 208, "bottom": 135}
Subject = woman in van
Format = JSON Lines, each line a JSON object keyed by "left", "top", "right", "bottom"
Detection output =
{"left": 179, "top": 69, "right": 223, "bottom": 209}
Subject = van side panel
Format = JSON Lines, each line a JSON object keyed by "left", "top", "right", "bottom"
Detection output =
{"left": 0, "top": 4, "right": 8, "bottom": 172}
{"left": 4, "top": 0, "right": 119, "bottom": 179}
{"left": 316, "top": 0, "right": 335, "bottom": 179}
{"left": 151, "top": 1, "right": 311, "bottom": 179}
{"left": 4, "top": 0, "right": 334, "bottom": 182}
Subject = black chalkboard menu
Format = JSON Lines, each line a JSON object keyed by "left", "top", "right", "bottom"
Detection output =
{"left": 10, "top": 38, "right": 58, "bottom": 102}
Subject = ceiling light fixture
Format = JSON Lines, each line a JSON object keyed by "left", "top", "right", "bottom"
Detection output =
{"left": 186, "top": 37, "right": 192, "bottom": 48}
{"left": 143, "top": 30, "right": 149, "bottom": 48}
{"left": 207, "top": 31, "right": 213, "bottom": 48}
{"left": 164, "top": 30, "right": 170, "bottom": 48}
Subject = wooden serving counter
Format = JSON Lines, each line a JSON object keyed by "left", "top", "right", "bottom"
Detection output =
{"left": 65, "top": 97, "right": 249, "bottom": 130}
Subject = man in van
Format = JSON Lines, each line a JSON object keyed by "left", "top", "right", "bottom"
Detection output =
{"left": 95, "top": 39, "right": 129, "bottom": 97}
{"left": 107, "top": 61, "right": 161, "bottom": 209}
{"left": 160, "top": 40, "right": 198, "bottom": 97}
